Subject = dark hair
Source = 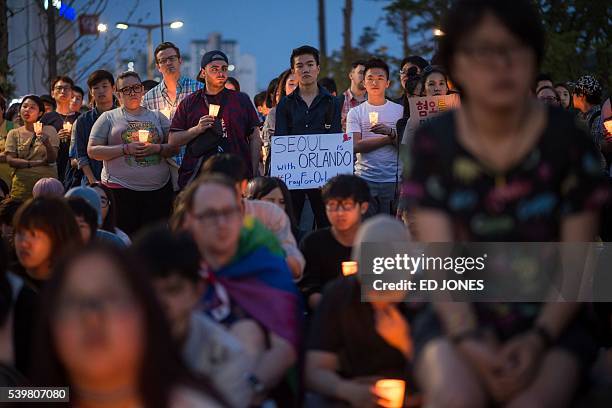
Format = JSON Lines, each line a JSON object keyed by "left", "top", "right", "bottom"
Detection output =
{"left": 318, "top": 77, "right": 337, "bottom": 94}
{"left": 400, "top": 55, "right": 429, "bottom": 71}
{"left": 40, "top": 94, "right": 56, "bottom": 110}
{"left": 0, "top": 178, "right": 9, "bottom": 198}
{"left": 290, "top": 45, "right": 320, "bottom": 68}
{"left": 6, "top": 102, "right": 21, "bottom": 121}
{"left": 226, "top": 77, "right": 241, "bottom": 92}
{"left": 142, "top": 80, "right": 159, "bottom": 93}
{"left": 276, "top": 69, "right": 295, "bottom": 102}
{"left": 0, "top": 236, "right": 10, "bottom": 328}
{"left": 265, "top": 77, "right": 280, "bottom": 108}
{"left": 364, "top": 58, "right": 390, "bottom": 79}
{"left": 0, "top": 198, "right": 23, "bottom": 226}
{"left": 20, "top": 95, "right": 46, "bottom": 116}
{"left": 182, "top": 173, "right": 238, "bottom": 214}
{"left": 438, "top": 0, "right": 545, "bottom": 90}
{"left": 132, "top": 224, "right": 201, "bottom": 283}
{"left": 13, "top": 197, "right": 83, "bottom": 266}
{"left": 321, "top": 175, "right": 371, "bottom": 204}
{"left": 246, "top": 177, "right": 298, "bottom": 233}
{"left": 88, "top": 182, "right": 118, "bottom": 232}
{"left": 201, "top": 153, "right": 248, "bottom": 183}
{"left": 0, "top": 95, "right": 6, "bottom": 112}
{"left": 254, "top": 91, "right": 267, "bottom": 108}
{"left": 554, "top": 82, "right": 571, "bottom": 94}
{"left": 50, "top": 76, "right": 74, "bottom": 94}
{"left": 31, "top": 244, "right": 226, "bottom": 408}
{"left": 154, "top": 41, "right": 181, "bottom": 61}
{"left": 87, "top": 69, "right": 115, "bottom": 88}
{"left": 405, "top": 66, "right": 422, "bottom": 96}
{"left": 536, "top": 73, "right": 553, "bottom": 85}
{"left": 536, "top": 85, "right": 560, "bottom": 98}
{"left": 71, "top": 86, "right": 84, "bottom": 98}
{"left": 67, "top": 196, "right": 98, "bottom": 240}
{"left": 116, "top": 71, "right": 142, "bottom": 87}
{"left": 421, "top": 66, "right": 449, "bottom": 95}
{"left": 351, "top": 60, "right": 367, "bottom": 70}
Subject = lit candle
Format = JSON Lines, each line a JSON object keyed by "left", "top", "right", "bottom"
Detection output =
{"left": 137, "top": 129, "right": 149, "bottom": 143}
{"left": 369, "top": 111, "right": 379, "bottom": 126}
{"left": 208, "top": 104, "right": 220, "bottom": 118}
{"left": 375, "top": 379, "right": 405, "bottom": 408}
{"left": 33, "top": 121, "right": 43, "bottom": 134}
{"left": 604, "top": 119, "right": 612, "bottom": 136}
{"left": 62, "top": 122, "right": 73, "bottom": 132}
{"left": 342, "top": 261, "right": 358, "bottom": 276}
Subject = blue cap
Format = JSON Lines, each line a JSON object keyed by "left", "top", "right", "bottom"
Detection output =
{"left": 200, "top": 50, "right": 228, "bottom": 68}
{"left": 65, "top": 187, "right": 103, "bottom": 227}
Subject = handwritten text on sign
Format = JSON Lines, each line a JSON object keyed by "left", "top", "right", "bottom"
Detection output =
{"left": 408, "top": 94, "right": 461, "bottom": 133}
{"left": 271, "top": 133, "right": 353, "bottom": 190}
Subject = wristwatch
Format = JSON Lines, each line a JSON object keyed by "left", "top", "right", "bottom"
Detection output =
{"left": 245, "top": 373, "right": 265, "bottom": 394}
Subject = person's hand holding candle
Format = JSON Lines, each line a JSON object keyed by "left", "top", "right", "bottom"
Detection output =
{"left": 369, "top": 111, "right": 379, "bottom": 126}
{"left": 33, "top": 121, "right": 43, "bottom": 135}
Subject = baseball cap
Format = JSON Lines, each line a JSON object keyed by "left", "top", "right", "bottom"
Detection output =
{"left": 200, "top": 50, "right": 229, "bottom": 68}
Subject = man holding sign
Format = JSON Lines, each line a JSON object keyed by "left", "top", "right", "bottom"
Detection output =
{"left": 347, "top": 58, "right": 404, "bottom": 216}
{"left": 275, "top": 46, "right": 342, "bottom": 229}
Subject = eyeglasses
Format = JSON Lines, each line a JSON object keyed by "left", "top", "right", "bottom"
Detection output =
{"left": 54, "top": 85, "right": 72, "bottom": 93}
{"left": 117, "top": 84, "right": 144, "bottom": 95}
{"left": 157, "top": 55, "right": 179, "bottom": 65}
{"left": 326, "top": 201, "right": 358, "bottom": 212}
{"left": 192, "top": 206, "right": 240, "bottom": 225}
{"left": 458, "top": 44, "right": 530, "bottom": 66}
{"left": 55, "top": 293, "right": 135, "bottom": 322}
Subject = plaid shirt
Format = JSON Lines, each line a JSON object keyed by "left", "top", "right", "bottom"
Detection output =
{"left": 341, "top": 89, "right": 366, "bottom": 132}
{"left": 142, "top": 76, "right": 203, "bottom": 165}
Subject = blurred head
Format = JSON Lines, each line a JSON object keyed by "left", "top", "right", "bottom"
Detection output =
{"left": 13, "top": 197, "right": 82, "bottom": 279}
{"left": 572, "top": 75, "right": 602, "bottom": 112}
{"left": 404, "top": 66, "right": 422, "bottom": 98}
{"left": 276, "top": 69, "right": 298, "bottom": 103}
{"left": 32, "top": 178, "right": 65, "bottom": 198}
{"left": 19, "top": 95, "right": 45, "bottom": 125}
{"left": 201, "top": 153, "right": 249, "bottom": 196}
{"left": 199, "top": 50, "right": 229, "bottom": 91}
{"left": 536, "top": 86, "right": 561, "bottom": 107}
{"left": 554, "top": 83, "right": 572, "bottom": 109}
{"left": 70, "top": 86, "right": 84, "bottom": 113}
{"left": 132, "top": 225, "right": 203, "bottom": 340}
{"left": 87, "top": 70, "right": 115, "bottom": 108}
{"left": 318, "top": 77, "right": 337, "bottom": 96}
{"left": 51, "top": 76, "right": 75, "bottom": 105}
{"left": 40, "top": 94, "right": 56, "bottom": 113}
{"left": 115, "top": 72, "right": 144, "bottom": 110}
{"left": 183, "top": 174, "right": 242, "bottom": 263}
{"left": 67, "top": 197, "right": 98, "bottom": 243}
{"left": 364, "top": 58, "right": 390, "bottom": 98}
{"left": 400, "top": 56, "right": 429, "bottom": 89}
{"left": 7, "top": 103, "right": 23, "bottom": 125}
{"left": 265, "top": 77, "right": 280, "bottom": 109}
{"left": 89, "top": 183, "right": 117, "bottom": 232}
{"left": 32, "top": 242, "right": 219, "bottom": 408}
{"left": 246, "top": 176, "right": 297, "bottom": 231}
{"left": 349, "top": 60, "right": 367, "bottom": 92}
{"left": 291, "top": 45, "right": 320, "bottom": 87}
{"left": 534, "top": 73, "right": 554, "bottom": 94}
{"left": 155, "top": 42, "right": 182, "bottom": 79}
{"left": 225, "top": 77, "right": 240, "bottom": 92}
{"left": 254, "top": 91, "right": 268, "bottom": 116}
{"left": 439, "top": 0, "right": 544, "bottom": 110}
{"left": 0, "top": 198, "right": 23, "bottom": 248}
{"left": 65, "top": 187, "right": 102, "bottom": 227}
{"left": 322, "top": 175, "right": 370, "bottom": 233}
{"left": 422, "top": 67, "right": 449, "bottom": 96}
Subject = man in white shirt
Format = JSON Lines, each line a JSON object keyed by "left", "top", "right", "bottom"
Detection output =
{"left": 347, "top": 58, "right": 404, "bottom": 216}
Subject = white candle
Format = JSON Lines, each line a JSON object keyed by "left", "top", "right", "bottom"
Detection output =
{"left": 369, "top": 111, "right": 379, "bottom": 126}
{"left": 33, "top": 121, "right": 43, "bottom": 134}
{"left": 137, "top": 129, "right": 149, "bottom": 143}
{"left": 208, "top": 104, "right": 220, "bottom": 118}
{"left": 375, "top": 379, "right": 405, "bottom": 408}
{"left": 62, "top": 122, "right": 73, "bottom": 132}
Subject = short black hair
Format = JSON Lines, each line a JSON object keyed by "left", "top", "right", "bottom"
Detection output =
{"left": 322, "top": 175, "right": 371, "bottom": 204}
{"left": 0, "top": 198, "right": 23, "bottom": 226}
{"left": 364, "top": 58, "right": 390, "bottom": 79}
{"left": 318, "top": 77, "right": 337, "bottom": 94}
{"left": 87, "top": 69, "right": 115, "bottom": 88}
{"left": 438, "top": 0, "right": 544, "bottom": 88}
{"left": 351, "top": 60, "right": 367, "bottom": 70}
{"left": 226, "top": 77, "right": 241, "bottom": 92}
{"left": 201, "top": 153, "right": 249, "bottom": 183}
{"left": 40, "top": 94, "right": 56, "bottom": 110}
{"left": 50, "top": 75, "right": 74, "bottom": 94}
{"left": 67, "top": 197, "right": 98, "bottom": 239}
{"left": 254, "top": 91, "right": 266, "bottom": 108}
{"left": 290, "top": 45, "right": 320, "bottom": 68}
{"left": 536, "top": 73, "right": 553, "bottom": 84}
{"left": 154, "top": 41, "right": 181, "bottom": 61}
{"left": 72, "top": 86, "right": 84, "bottom": 97}
{"left": 132, "top": 224, "right": 201, "bottom": 283}
{"left": 400, "top": 56, "right": 429, "bottom": 71}
{"left": 116, "top": 71, "right": 142, "bottom": 87}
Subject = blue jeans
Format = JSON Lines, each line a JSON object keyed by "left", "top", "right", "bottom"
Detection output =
{"left": 365, "top": 181, "right": 397, "bottom": 217}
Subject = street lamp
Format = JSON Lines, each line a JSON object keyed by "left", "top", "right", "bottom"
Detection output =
{"left": 114, "top": 20, "right": 184, "bottom": 79}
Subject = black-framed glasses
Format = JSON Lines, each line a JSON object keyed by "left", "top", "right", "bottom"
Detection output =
{"left": 117, "top": 84, "right": 144, "bottom": 95}
{"left": 157, "top": 55, "right": 179, "bottom": 65}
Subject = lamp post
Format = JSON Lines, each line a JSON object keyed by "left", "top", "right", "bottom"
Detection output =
{"left": 115, "top": 21, "right": 184, "bottom": 79}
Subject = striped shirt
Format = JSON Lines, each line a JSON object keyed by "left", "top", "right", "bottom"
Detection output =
{"left": 341, "top": 89, "right": 366, "bottom": 132}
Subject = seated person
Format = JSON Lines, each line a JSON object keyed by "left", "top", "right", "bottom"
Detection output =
{"left": 306, "top": 216, "right": 413, "bottom": 408}
{"left": 182, "top": 173, "right": 301, "bottom": 406}
{"left": 299, "top": 175, "right": 370, "bottom": 310}
{"left": 132, "top": 224, "right": 253, "bottom": 408}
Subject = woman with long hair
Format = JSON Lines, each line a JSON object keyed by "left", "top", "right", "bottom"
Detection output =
{"left": 31, "top": 244, "right": 226, "bottom": 408}
{"left": 420, "top": 66, "right": 450, "bottom": 97}
{"left": 246, "top": 176, "right": 299, "bottom": 240}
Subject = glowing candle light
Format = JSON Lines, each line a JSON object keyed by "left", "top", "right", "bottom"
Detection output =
{"left": 369, "top": 111, "right": 379, "bottom": 126}
{"left": 208, "top": 104, "right": 220, "bottom": 118}
{"left": 137, "top": 129, "right": 149, "bottom": 143}
{"left": 341, "top": 261, "right": 358, "bottom": 276}
{"left": 375, "top": 379, "right": 405, "bottom": 408}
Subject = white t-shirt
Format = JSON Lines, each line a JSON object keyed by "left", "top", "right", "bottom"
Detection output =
{"left": 346, "top": 100, "right": 404, "bottom": 183}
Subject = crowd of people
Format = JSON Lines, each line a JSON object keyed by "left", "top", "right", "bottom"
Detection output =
{"left": 1, "top": 0, "right": 612, "bottom": 406}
